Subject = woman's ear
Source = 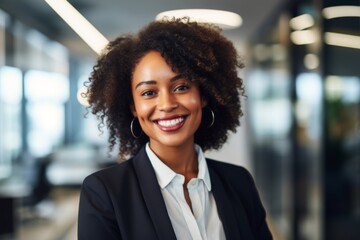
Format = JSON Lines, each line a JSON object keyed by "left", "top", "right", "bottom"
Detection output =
{"left": 130, "top": 104, "right": 138, "bottom": 117}
{"left": 201, "top": 97, "right": 208, "bottom": 108}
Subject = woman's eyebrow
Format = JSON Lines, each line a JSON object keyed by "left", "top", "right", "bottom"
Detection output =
{"left": 135, "top": 80, "right": 157, "bottom": 89}
{"left": 135, "top": 74, "right": 185, "bottom": 89}
{"left": 170, "top": 74, "right": 185, "bottom": 82}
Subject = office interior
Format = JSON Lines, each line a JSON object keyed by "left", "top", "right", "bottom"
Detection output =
{"left": 0, "top": 0, "right": 359, "bottom": 239}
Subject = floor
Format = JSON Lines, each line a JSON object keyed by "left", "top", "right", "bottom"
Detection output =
{"left": 11, "top": 188, "right": 80, "bottom": 240}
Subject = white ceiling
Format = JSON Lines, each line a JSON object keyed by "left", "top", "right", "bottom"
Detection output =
{"left": 0, "top": 0, "right": 287, "bottom": 59}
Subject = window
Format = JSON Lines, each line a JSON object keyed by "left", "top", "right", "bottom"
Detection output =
{"left": 24, "top": 70, "right": 69, "bottom": 157}
{"left": 0, "top": 66, "right": 22, "bottom": 179}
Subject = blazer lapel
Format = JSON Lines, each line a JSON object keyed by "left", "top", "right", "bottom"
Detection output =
{"left": 132, "top": 147, "right": 177, "bottom": 240}
{"left": 208, "top": 163, "right": 254, "bottom": 240}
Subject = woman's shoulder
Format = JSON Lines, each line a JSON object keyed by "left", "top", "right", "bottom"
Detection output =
{"left": 206, "top": 158, "right": 257, "bottom": 189}
{"left": 206, "top": 158, "right": 260, "bottom": 200}
{"left": 206, "top": 158, "right": 251, "bottom": 176}
{"left": 82, "top": 159, "right": 135, "bottom": 185}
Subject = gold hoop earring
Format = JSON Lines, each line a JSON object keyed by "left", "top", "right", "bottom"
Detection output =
{"left": 130, "top": 118, "right": 141, "bottom": 138}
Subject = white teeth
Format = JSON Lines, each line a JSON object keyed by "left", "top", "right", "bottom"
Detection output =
{"left": 157, "top": 117, "right": 184, "bottom": 127}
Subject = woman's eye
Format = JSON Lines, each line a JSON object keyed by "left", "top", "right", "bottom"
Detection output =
{"left": 141, "top": 90, "right": 156, "bottom": 97}
{"left": 174, "top": 85, "right": 190, "bottom": 92}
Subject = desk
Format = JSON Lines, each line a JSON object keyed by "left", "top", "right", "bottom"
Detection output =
{"left": 0, "top": 181, "right": 30, "bottom": 237}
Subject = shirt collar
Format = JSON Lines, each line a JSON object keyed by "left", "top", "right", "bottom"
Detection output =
{"left": 146, "top": 143, "right": 211, "bottom": 191}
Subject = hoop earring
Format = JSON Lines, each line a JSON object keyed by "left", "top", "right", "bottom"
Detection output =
{"left": 209, "top": 107, "right": 215, "bottom": 128}
{"left": 208, "top": 107, "right": 215, "bottom": 128}
{"left": 130, "top": 118, "right": 141, "bottom": 138}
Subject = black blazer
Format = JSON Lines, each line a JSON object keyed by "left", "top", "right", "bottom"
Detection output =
{"left": 78, "top": 146, "right": 272, "bottom": 240}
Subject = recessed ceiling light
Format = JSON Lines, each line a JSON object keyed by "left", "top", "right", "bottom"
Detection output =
{"left": 289, "top": 14, "right": 314, "bottom": 30}
{"left": 290, "top": 30, "right": 319, "bottom": 45}
{"left": 322, "top": 5, "right": 360, "bottom": 19}
{"left": 155, "top": 9, "right": 242, "bottom": 29}
{"left": 304, "top": 53, "right": 319, "bottom": 70}
{"left": 324, "top": 32, "right": 360, "bottom": 49}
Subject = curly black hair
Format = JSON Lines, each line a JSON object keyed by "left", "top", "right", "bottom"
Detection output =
{"left": 86, "top": 18, "right": 245, "bottom": 160}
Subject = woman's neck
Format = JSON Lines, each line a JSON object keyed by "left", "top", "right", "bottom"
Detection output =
{"left": 149, "top": 141, "right": 198, "bottom": 178}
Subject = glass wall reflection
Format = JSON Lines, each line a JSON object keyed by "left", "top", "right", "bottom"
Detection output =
{"left": 247, "top": 0, "right": 360, "bottom": 239}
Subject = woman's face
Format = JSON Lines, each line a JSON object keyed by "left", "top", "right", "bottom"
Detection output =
{"left": 131, "top": 51, "right": 205, "bottom": 151}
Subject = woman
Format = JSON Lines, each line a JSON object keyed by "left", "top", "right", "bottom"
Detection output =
{"left": 78, "top": 18, "right": 272, "bottom": 240}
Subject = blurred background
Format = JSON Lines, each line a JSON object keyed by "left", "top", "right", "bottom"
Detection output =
{"left": 0, "top": 0, "right": 359, "bottom": 239}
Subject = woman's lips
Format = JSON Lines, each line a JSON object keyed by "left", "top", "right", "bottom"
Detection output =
{"left": 154, "top": 116, "right": 186, "bottom": 131}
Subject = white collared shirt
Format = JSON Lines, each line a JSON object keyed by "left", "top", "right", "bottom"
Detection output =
{"left": 146, "top": 143, "right": 226, "bottom": 240}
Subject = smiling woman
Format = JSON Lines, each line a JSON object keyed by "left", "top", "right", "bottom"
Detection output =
{"left": 78, "top": 18, "right": 273, "bottom": 240}
{"left": 131, "top": 51, "right": 205, "bottom": 154}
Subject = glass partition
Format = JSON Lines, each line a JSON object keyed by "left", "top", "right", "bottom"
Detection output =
{"left": 324, "top": 75, "right": 360, "bottom": 239}
{"left": 0, "top": 66, "right": 22, "bottom": 179}
{"left": 24, "top": 70, "right": 69, "bottom": 157}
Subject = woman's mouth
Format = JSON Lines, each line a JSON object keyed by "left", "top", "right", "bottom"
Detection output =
{"left": 154, "top": 116, "right": 186, "bottom": 131}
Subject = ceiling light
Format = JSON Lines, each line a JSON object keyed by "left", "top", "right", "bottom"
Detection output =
{"left": 304, "top": 53, "right": 319, "bottom": 70}
{"left": 323, "top": 6, "right": 360, "bottom": 19}
{"left": 45, "top": 0, "right": 108, "bottom": 55}
{"left": 290, "top": 30, "right": 319, "bottom": 45}
{"left": 324, "top": 32, "right": 360, "bottom": 49}
{"left": 155, "top": 9, "right": 242, "bottom": 29}
{"left": 289, "top": 14, "right": 314, "bottom": 30}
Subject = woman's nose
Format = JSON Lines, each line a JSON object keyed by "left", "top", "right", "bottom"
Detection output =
{"left": 157, "top": 92, "right": 178, "bottom": 112}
